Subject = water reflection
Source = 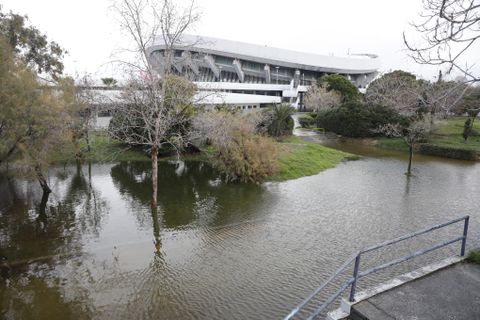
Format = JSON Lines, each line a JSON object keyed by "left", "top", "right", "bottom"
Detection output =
{"left": 0, "top": 163, "right": 109, "bottom": 319}
{"left": 0, "top": 156, "right": 478, "bottom": 319}
{"left": 1, "top": 271, "right": 90, "bottom": 320}
{"left": 110, "top": 161, "right": 266, "bottom": 230}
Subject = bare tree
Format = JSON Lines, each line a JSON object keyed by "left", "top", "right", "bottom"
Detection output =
{"left": 305, "top": 83, "right": 341, "bottom": 112}
{"left": 377, "top": 119, "right": 432, "bottom": 175}
{"left": 62, "top": 75, "right": 97, "bottom": 160}
{"left": 368, "top": 71, "right": 435, "bottom": 175}
{"left": 366, "top": 70, "right": 420, "bottom": 114}
{"left": 366, "top": 70, "right": 467, "bottom": 121}
{"left": 418, "top": 77, "right": 468, "bottom": 120}
{"left": 110, "top": 0, "right": 200, "bottom": 208}
{"left": 404, "top": 0, "right": 480, "bottom": 82}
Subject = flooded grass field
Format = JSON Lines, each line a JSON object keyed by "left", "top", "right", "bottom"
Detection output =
{"left": 1, "top": 148, "right": 479, "bottom": 319}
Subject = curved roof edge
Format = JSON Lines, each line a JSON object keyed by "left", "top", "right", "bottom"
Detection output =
{"left": 148, "top": 35, "right": 381, "bottom": 75}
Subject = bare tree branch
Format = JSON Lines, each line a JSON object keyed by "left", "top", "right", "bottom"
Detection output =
{"left": 404, "top": 0, "right": 480, "bottom": 82}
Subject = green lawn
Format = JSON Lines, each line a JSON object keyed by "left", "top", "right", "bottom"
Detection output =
{"left": 49, "top": 131, "right": 357, "bottom": 181}
{"left": 270, "top": 136, "right": 357, "bottom": 181}
{"left": 49, "top": 131, "right": 150, "bottom": 163}
{"left": 377, "top": 137, "right": 409, "bottom": 152}
{"left": 428, "top": 117, "right": 480, "bottom": 152}
{"left": 377, "top": 117, "right": 480, "bottom": 158}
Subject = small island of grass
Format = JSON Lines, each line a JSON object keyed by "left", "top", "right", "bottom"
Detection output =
{"left": 271, "top": 136, "right": 357, "bottom": 182}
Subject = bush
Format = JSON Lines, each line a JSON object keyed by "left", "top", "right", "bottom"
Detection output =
{"left": 263, "top": 104, "right": 295, "bottom": 137}
{"left": 193, "top": 110, "right": 278, "bottom": 182}
{"left": 316, "top": 102, "right": 409, "bottom": 138}
{"left": 298, "top": 115, "right": 315, "bottom": 128}
{"left": 214, "top": 134, "right": 278, "bottom": 183}
{"left": 418, "top": 143, "right": 478, "bottom": 160}
{"left": 308, "top": 112, "right": 318, "bottom": 119}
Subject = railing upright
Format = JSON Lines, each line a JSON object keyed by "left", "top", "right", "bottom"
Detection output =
{"left": 461, "top": 216, "right": 470, "bottom": 256}
{"left": 349, "top": 254, "right": 361, "bottom": 302}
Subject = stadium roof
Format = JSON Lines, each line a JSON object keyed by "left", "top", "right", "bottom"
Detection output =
{"left": 148, "top": 35, "right": 380, "bottom": 75}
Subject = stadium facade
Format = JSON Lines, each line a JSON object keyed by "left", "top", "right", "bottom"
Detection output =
{"left": 147, "top": 35, "right": 380, "bottom": 110}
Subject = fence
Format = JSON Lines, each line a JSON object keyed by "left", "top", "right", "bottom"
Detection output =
{"left": 284, "top": 216, "right": 470, "bottom": 320}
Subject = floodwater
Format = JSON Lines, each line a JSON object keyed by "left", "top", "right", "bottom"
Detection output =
{"left": 1, "top": 141, "right": 480, "bottom": 319}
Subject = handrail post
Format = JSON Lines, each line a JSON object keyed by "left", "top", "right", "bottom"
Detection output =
{"left": 349, "top": 254, "right": 361, "bottom": 302}
{"left": 461, "top": 216, "right": 470, "bottom": 256}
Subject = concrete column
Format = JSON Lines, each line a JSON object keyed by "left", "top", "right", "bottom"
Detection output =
{"left": 182, "top": 51, "right": 199, "bottom": 75}
{"left": 204, "top": 55, "right": 220, "bottom": 79}
{"left": 264, "top": 64, "right": 271, "bottom": 83}
{"left": 294, "top": 70, "right": 301, "bottom": 88}
{"left": 233, "top": 59, "right": 245, "bottom": 82}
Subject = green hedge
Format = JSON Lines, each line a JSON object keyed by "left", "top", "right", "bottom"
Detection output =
{"left": 308, "top": 112, "right": 318, "bottom": 119}
{"left": 418, "top": 143, "right": 478, "bottom": 160}
{"left": 298, "top": 115, "right": 315, "bottom": 128}
{"left": 316, "top": 102, "right": 409, "bottom": 138}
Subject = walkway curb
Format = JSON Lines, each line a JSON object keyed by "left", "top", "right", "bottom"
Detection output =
{"left": 326, "top": 255, "right": 465, "bottom": 320}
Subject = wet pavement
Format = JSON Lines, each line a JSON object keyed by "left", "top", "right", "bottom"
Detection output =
{"left": 351, "top": 262, "right": 480, "bottom": 320}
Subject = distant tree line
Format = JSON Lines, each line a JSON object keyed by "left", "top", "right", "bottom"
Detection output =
{"left": 304, "top": 71, "right": 479, "bottom": 174}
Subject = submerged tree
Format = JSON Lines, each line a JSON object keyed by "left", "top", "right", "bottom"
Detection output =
{"left": 110, "top": 0, "right": 200, "bottom": 208}
{"left": 0, "top": 36, "right": 67, "bottom": 193}
{"left": 61, "top": 75, "right": 98, "bottom": 160}
{"left": 368, "top": 71, "right": 436, "bottom": 175}
{"left": 377, "top": 119, "right": 432, "bottom": 175}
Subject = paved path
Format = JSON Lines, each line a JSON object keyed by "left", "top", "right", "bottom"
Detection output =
{"left": 351, "top": 262, "right": 480, "bottom": 320}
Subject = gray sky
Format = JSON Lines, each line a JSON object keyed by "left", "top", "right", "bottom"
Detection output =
{"left": 2, "top": 0, "right": 477, "bottom": 81}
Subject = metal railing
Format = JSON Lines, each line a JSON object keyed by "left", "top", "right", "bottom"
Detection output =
{"left": 284, "top": 216, "right": 470, "bottom": 320}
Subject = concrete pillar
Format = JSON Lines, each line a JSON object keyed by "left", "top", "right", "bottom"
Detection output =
{"left": 233, "top": 59, "right": 245, "bottom": 82}
{"left": 182, "top": 51, "right": 199, "bottom": 75}
{"left": 204, "top": 55, "right": 220, "bottom": 78}
{"left": 264, "top": 64, "right": 271, "bottom": 83}
{"left": 294, "top": 70, "right": 301, "bottom": 88}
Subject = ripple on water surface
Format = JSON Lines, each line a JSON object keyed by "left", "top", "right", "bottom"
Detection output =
{"left": 0, "top": 158, "right": 479, "bottom": 319}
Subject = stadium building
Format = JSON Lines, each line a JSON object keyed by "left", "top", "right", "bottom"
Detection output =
{"left": 147, "top": 35, "right": 381, "bottom": 110}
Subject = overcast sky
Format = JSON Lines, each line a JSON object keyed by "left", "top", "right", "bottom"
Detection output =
{"left": 2, "top": 0, "right": 477, "bottom": 81}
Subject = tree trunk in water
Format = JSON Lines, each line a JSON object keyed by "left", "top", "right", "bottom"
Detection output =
{"left": 35, "top": 165, "right": 51, "bottom": 194}
{"left": 151, "top": 146, "right": 158, "bottom": 209}
{"left": 151, "top": 206, "right": 161, "bottom": 253}
{"left": 38, "top": 189, "right": 50, "bottom": 226}
{"left": 407, "top": 145, "right": 413, "bottom": 175}
{"left": 85, "top": 129, "right": 91, "bottom": 153}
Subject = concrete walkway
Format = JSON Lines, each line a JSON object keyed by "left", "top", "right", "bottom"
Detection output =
{"left": 350, "top": 262, "right": 480, "bottom": 320}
